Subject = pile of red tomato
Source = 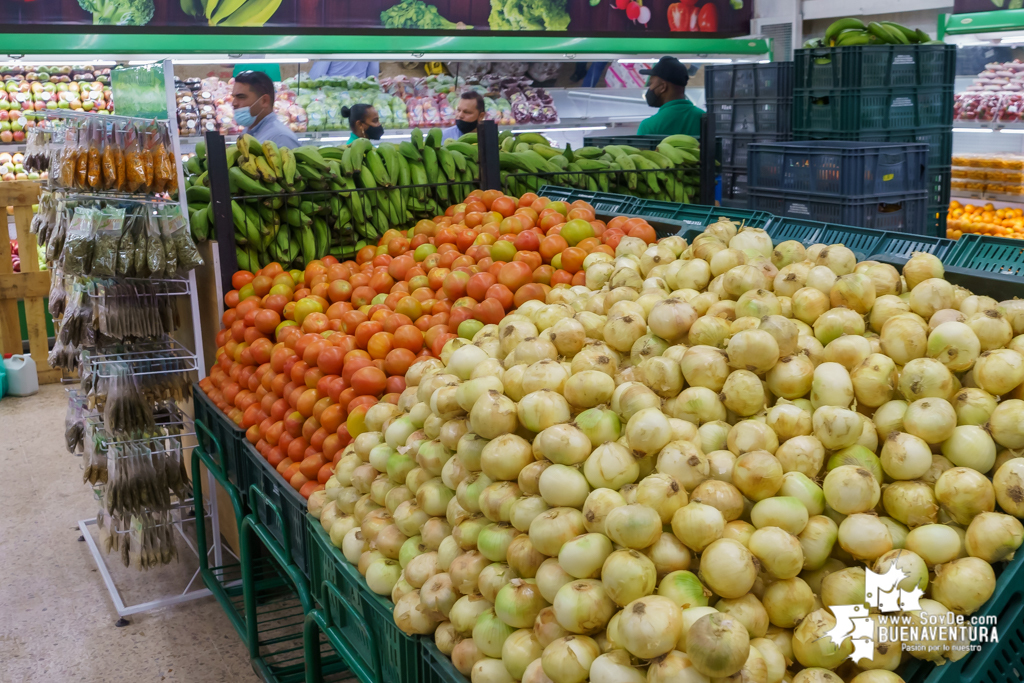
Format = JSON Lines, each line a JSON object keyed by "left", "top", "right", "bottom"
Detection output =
{"left": 198, "top": 188, "right": 659, "bottom": 499}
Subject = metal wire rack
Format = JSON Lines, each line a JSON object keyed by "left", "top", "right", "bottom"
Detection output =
{"left": 83, "top": 337, "right": 198, "bottom": 378}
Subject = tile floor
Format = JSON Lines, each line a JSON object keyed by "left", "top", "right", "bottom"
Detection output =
{"left": 0, "top": 384, "right": 257, "bottom": 683}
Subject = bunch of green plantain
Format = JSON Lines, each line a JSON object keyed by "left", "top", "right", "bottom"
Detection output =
{"left": 804, "top": 18, "right": 944, "bottom": 48}
{"left": 496, "top": 131, "right": 700, "bottom": 203}
{"left": 181, "top": 128, "right": 480, "bottom": 272}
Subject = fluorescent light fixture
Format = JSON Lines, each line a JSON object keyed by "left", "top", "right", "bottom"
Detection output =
{"left": 617, "top": 58, "right": 734, "bottom": 64}
{"left": 381, "top": 134, "right": 412, "bottom": 140}
{"left": 512, "top": 126, "right": 609, "bottom": 133}
{"left": 300, "top": 135, "right": 347, "bottom": 142}
{"left": 998, "top": 128, "right": 1024, "bottom": 134}
{"left": 953, "top": 127, "right": 994, "bottom": 133}
{"left": 174, "top": 57, "right": 310, "bottom": 64}
{"left": 4, "top": 60, "right": 117, "bottom": 66}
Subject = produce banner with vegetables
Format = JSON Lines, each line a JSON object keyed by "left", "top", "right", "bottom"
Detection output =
{"left": 3, "top": 0, "right": 751, "bottom": 36}
{"left": 953, "top": 0, "right": 1022, "bottom": 13}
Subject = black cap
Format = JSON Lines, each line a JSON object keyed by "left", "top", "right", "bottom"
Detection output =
{"left": 639, "top": 57, "right": 690, "bottom": 86}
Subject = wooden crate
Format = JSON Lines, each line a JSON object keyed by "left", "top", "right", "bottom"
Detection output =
{"left": 0, "top": 181, "right": 61, "bottom": 384}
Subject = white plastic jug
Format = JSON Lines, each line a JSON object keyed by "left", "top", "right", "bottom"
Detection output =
{"left": 4, "top": 355, "right": 39, "bottom": 397}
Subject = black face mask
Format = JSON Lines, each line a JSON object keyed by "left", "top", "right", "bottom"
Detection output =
{"left": 456, "top": 119, "right": 478, "bottom": 134}
{"left": 365, "top": 125, "right": 384, "bottom": 140}
{"left": 644, "top": 88, "right": 661, "bottom": 108}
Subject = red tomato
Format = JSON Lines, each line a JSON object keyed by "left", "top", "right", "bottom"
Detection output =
{"left": 354, "top": 320, "right": 384, "bottom": 349}
{"left": 498, "top": 261, "right": 534, "bottom": 292}
{"left": 514, "top": 282, "right": 548, "bottom": 308}
{"left": 449, "top": 305, "right": 476, "bottom": 332}
{"left": 384, "top": 348, "right": 417, "bottom": 376}
{"left": 352, "top": 366, "right": 388, "bottom": 396}
{"left": 475, "top": 297, "right": 506, "bottom": 325}
{"left": 698, "top": 2, "right": 717, "bottom": 31}
{"left": 485, "top": 283, "right": 515, "bottom": 310}
{"left": 394, "top": 325, "right": 425, "bottom": 352}
{"left": 316, "top": 346, "right": 345, "bottom": 375}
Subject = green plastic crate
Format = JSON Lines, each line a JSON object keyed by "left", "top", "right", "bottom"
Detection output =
{"left": 538, "top": 185, "right": 641, "bottom": 215}
{"left": 193, "top": 384, "right": 249, "bottom": 498}
{"left": 305, "top": 515, "right": 426, "bottom": 683}
{"left": 794, "top": 44, "right": 957, "bottom": 90}
{"left": 945, "top": 234, "right": 1024, "bottom": 279}
{"left": 628, "top": 200, "right": 773, "bottom": 231}
{"left": 869, "top": 233, "right": 955, "bottom": 261}
{"left": 243, "top": 442, "right": 312, "bottom": 578}
{"left": 306, "top": 514, "right": 381, "bottom": 681}
{"left": 422, "top": 639, "right": 469, "bottom": 683}
{"left": 765, "top": 216, "right": 885, "bottom": 261}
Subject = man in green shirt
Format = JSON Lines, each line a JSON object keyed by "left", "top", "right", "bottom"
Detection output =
{"left": 637, "top": 57, "right": 704, "bottom": 137}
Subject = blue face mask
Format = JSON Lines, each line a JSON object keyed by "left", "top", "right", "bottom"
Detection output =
{"left": 234, "top": 106, "right": 255, "bottom": 128}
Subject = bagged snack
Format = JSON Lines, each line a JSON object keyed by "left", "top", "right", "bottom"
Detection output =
{"left": 62, "top": 207, "right": 96, "bottom": 277}
{"left": 91, "top": 206, "right": 125, "bottom": 278}
{"left": 75, "top": 121, "right": 89, "bottom": 190}
{"left": 125, "top": 124, "right": 147, "bottom": 193}
{"left": 146, "top": 212, "right": 166, "bottom": 277}
{"left": 87, "top": 120, "right": 103, "bottom": 189}
{"left": 102, "top": 122, "right": 118, "bottom": 190}
{"left": 164, "top": 205, "right": 204, "bottom": 273}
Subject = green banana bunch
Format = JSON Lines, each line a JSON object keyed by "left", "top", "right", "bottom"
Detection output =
{"left": 814, "top": 17, "right": 940, "bottom": 47}
{"left": 201, "top": 0, "right": 284, "bottom": 26}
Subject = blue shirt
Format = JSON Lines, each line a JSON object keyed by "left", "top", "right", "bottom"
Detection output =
{"left": 307, "top": 62, "right": 380, "bottom": 80}
{"left": 247, "top": 114, "right": 300, "bottom": 150}
{"left": 440, "top": 125, "right": 461, "bottom": 143}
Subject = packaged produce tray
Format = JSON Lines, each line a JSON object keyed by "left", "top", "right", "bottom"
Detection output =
{"left": 242, "top": 442, "right": 311, "bottom": 578}
{"left": 193, "top": 383, "right": 248, "bottom": 497}
{"left": 794, "top": 44, "right": 957, "bottom": 90}
{"left": 796, "top": 126, "right": 952, "bottom": 173}
{"left": 706, "top": 62, "right": 793, "bottom": 100}
{"left": 306, "top": 515, "right": 425, "bottom": 683}
{"left": 711, "top": 98, "right": 792, "bottom": 134}
{"left": 793, "top": 86, "right": 954, "bottom": 134}
{"left": 422, "top": 639, "right": 470, "bottom": 683}
{"left": 719, "top": 132, "right": 792, "bottom": 167}
{"left": 749, "top": 189, "right": 929, "bottom": 234}
{"left": 580, "top": 135, "right": 667, "bottom": 151}
{"left": 747, "top": 140, "right": 928, "bottom": 197}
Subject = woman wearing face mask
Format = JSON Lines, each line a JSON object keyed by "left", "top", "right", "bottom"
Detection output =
{"left": 343, "top": 104, "right": 384, "bottom": 143}
{"left": 231, "top": 70, "right": 300, "bottom": 149}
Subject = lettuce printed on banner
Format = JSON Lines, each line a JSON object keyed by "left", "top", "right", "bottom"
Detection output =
{"left": 488, "top": 0, "right": 571, "bottom": 31}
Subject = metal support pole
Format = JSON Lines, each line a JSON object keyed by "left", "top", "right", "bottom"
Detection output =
{"left": 478, "top": 121, "right": 502, "bottom": 191}
{"left": 699, "top": 113, "right": 716, "bottom": 206}
{"left": 205, "top": 130, "right": 237, "bottom": 292}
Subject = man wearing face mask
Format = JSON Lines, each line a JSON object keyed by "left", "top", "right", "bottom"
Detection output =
{"left": 637, "top": 57, "right": 704, "bottom": 138}
{"left": 231, "top": 70, "right": 300, "bottom": 149}
{"left": 441, "top": 91, "right": 487, "bottom": 143}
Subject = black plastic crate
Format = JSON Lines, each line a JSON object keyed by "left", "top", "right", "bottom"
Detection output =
{"left": 720, "top": 166, "right": 749, "bottom": 207}
{"left": 581, "top": 135, "right": 666, "bottom": 151}
{"left": 795, "top": 126, "right": 953, "bottom": 171}
{"left": 706, "top": 62, "right": 793, "bottom": 100}
{"left": 747, "top": 140, "right": 928, "bottom": 197}
{"left": 794, "top": 44, "right": 956, "bottom": 90}
{"left": 719, "top": 133, "right": 792, "bottom": 167}
{"left": 193, "top": 384, "right": 249, "bottom": 499}
{"left": 711, "top": 98, "right": 792, "bottom": 134}
{"left": 793, "top": 86, "right": 954, "bottom": 133}
{"left": 929, "top": 203, "right": 950, "bottom": 239}
{"left": 243, "top": 443, "right": 311, "bottom": 578}
{"left": 749, "top": 189, "right": 929, "bottom": 234}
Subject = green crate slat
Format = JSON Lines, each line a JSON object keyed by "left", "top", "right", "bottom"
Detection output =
{"left": 538, "top": 185, "right": 642, "bottom": 215}
{"left": 193, "top": 384, "right": 249, "bottom": 497}
{"left": 945, "top": 234, "right": 1024, "bottom": 278}
{"left": 422, "top": 639, "right": 470, "bottom": 683}
{"left": 869, "top": 233, "right": 955, "bottom": 261}
{"left": 765, "top": 216, "right": 885, "bottom": 261}
{"left": 305, "top": 514, "right": 426, "bottom": 683}
{"left": 629, "top": 200, "right": 773, "bottom": 230}
{"left": 243, "top": 442, "right": 312, "bottom": 578}
{"left": 306, "top": 514, "right": 380, "bottom": 679}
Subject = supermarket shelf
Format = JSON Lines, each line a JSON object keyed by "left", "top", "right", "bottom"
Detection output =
{"left": 953, "top": 121, "right": 1024, "bottom": 132}
{"left": 952, "top": 194, "right": 1024, "bottom": 207}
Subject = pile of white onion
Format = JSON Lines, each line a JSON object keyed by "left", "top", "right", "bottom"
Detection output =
{"left": 307, "top": 221, "right": 1024, "bottom": 683}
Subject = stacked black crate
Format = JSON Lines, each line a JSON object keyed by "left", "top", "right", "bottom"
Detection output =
{"left": 705, "top": 63, "right": 794, "bottom": 208}
{"left": 789, "top": 44, "right": 956, "bottom": 235}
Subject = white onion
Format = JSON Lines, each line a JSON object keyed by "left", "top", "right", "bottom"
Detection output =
{"left": 966, "top": 511, "right": 1024, "bottom": 562}
{"left": 749, "top": 527, "right": 803, "bottom": 580}
{"left": 942, "top": 425, "right": 997, "bottom": 473}
{"left": 732, "top": 451, "right": 783, "bottom": 501}
{"left": 989, "top": 400, "right": 1024, "bottom": 449}
{"left": 553, "top": 580, "right": 617, "bottom": 635}
{"left": 539, "top": 464, "right": 591, "bottom": 509}
{"left": 931, "top": 557, "right": 996, "bottom": 616}
{"left": 762, "top": 578, "right": 816, "bottom": 630}
{"left": 680, "top": 346, "right": 731, "bottom": 391}
{"left": 530, "top": 508, "right": 587, "bottom": 557}
{"left": 935, "top": 467, "right": 995, "bottom": 525}
{"left": 519, "top": 390, "right": 572, "bottom": 433}
{"left": 697, "top": 539, "right": 757, "bottom": 599}
{"left": 558, "top": 533, "right": 613, "bottom": 580}
{"left": 605, "top": 504, "right": 663, "bottom": 550}
{"left": 792, "top": 609, "right": 852, "bottom": 669}
{"left": 422, "top": 572, "right": 460, "bottom": 618}
{"left": 686, "top": 613, "right": 751, "bottom": 678}
{"left": 690, "top": 480, "right": 745, "bottom": 521}
{"left": 751, "top": 495, "right": 811, "bottom": 534}
{"left": 906, "top": 524, "right": 962, "bottom": 567}
{"left": 617, "top": 595, "right": 683, "bottom": 659}
{"left": 584, "top": 442, "right": 640, "bottom": 490}
{"left": 838, "top": 513, "right": 892, "bottom": 562}
{"left": 974, "top": 350, "right": 1024, "bottom": 397}
{"left": 813, "top": 406, "right": 866, "bottom": 450}
{"left": 775, "top": 435, "right": 826, "bottom": 478}
{"left": 395, "top": 590, "right": 443, "bottom": 636}
{"left": 542, "top": 636, "right": 600, "bottom": 683}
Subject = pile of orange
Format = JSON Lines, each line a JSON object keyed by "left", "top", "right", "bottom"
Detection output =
{"left": 947, "top": 200, "right": 1024, "bottom": 240}
{"left": 198, "top": 189, "right": 659, "bottom": 499}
